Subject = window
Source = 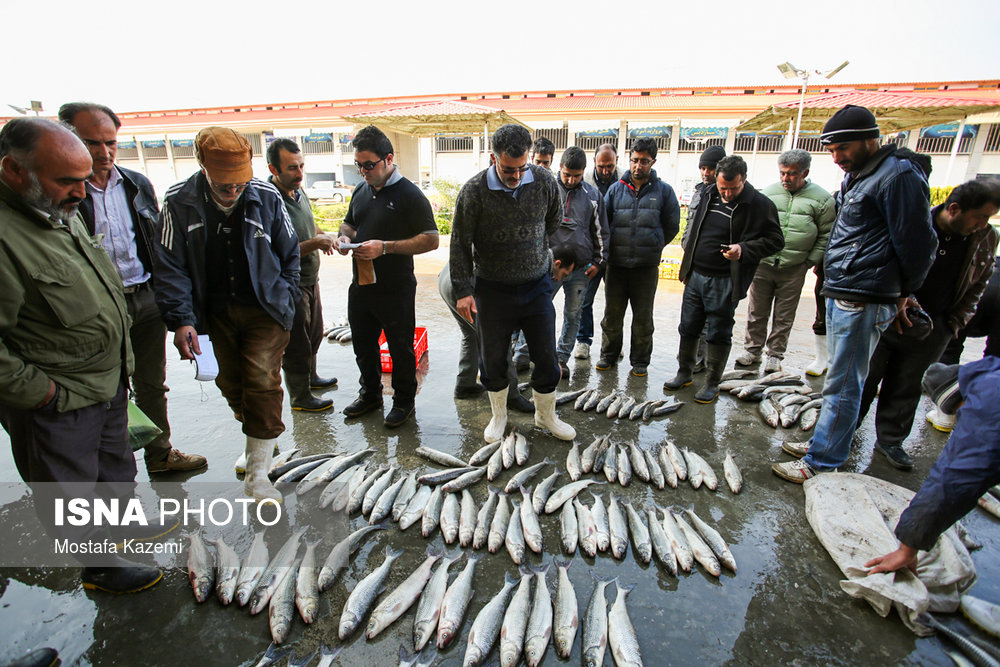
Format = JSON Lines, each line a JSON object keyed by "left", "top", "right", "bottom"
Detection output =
{"left": 534, "top": 128, "right": 568, "bottom": 150}
{"left": 984, "top": 124, "right": 1000, "bottom": 153}
{"left": 239, "top": 132, "right": 263, "bottom": 157}
{"left": 141, "top": 141, "right": 167, "bottom": 159}
{"left": 677, "top": 136, "right": 724, "bottom": 153}
{"left": 435, "top": 136, "right": 474, "bottom": 152}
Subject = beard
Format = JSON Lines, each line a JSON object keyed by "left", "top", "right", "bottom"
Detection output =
{"left": 22, "top": 172, "right": 81, "bottom": 221}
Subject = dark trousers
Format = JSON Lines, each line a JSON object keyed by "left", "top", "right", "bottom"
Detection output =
{"left": 600, "top": 264, "right": 659, "bottom": 366}
{"left": 283, "top": 283, "right": 325, "bottom": 376}
{"left": 125, "top": 284, "right": 172, "bottom": 464}
{"left": 813, "top": 264, "right": 826, "bottom": 335}
{"left": 678, "top": 271, "right": 738, "bottom": 345}
{"left": 349, "top": 283, "right": 417, "bottom": 407}
{"left": 941, "top": 257, "right": 1000, "bottom": 364}
{"left": 208, "top": 303, "right": 289, "bottom": 439}
{"left": 577, "top": 265, "right": 605, "bottom": 345}
{"left": 858, "top": 322, "right": 954, "bottom": 447}
{"left": 475, "top": 275, "right": 559, "bottom": 393}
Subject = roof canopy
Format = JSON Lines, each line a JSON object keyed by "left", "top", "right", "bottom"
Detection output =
{"left": 735, "top": 90, "right": 1000, "bottom": 134}
{"left": 343, "top": 101, "right": 530, "bottom": 136}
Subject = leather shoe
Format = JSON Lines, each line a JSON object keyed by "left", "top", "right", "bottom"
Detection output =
{"left": 507, "top": 389, "right": 535, "bottom": 414}
{"left": 454, "top": 384, "right": 486, "bottom": 399}
{"left": 344, "top": 396, "right": 383, "bottom": 418}
{"left": 147, "top": 449, "right": 208, "bottom": 473}
{"left": 384, "top": 404, "right": 415, "bottom": 428}
{"left": 875, "top": 441, "right": 913, "bottom": 470}
{"left": 81, "top": 557, "right": 163, "bottom": 593}
{"left": 310, "top": 375, "right": 338, "bottom": 389}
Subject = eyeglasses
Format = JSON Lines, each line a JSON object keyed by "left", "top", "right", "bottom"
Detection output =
{"left": 210, "top": 180, "right": 250, "bottom": 194}
{"left": 354, "top": 158, "right": 386, "bottom": 172}
{"left": 629, "top": 157, "right": 653, "bottom": 166}
{"left": 496, "top": 163, "right": 530, "bottom": 176}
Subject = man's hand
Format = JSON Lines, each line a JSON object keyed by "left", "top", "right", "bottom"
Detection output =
{"left": 585, "top": 265, "right": 599, "bottom": 279}
{"left": 353, "top": 240, "right": 383, "bottom": 261}
{"left": 457, "top": 296, "right": 477, "bottom": 324}
{"left": 334, "top": 235, "right": 352, "bottom": 256}
{"left": 33, "top": 379, "right": 57, "bottom": 409}
{"left": 865, "top": 544, "right": 919, "bottom": 575}
{"left": 174, "top": 325, "right": 201, "bottom": 361}
{"left": 894, "top": 296, "right": 918, "bottom": 334}
{"left": 315, "top": 233, "right": 336, "bottom": 255}
{"left": 721, "top": 244, "right": 741, "bottom": 261}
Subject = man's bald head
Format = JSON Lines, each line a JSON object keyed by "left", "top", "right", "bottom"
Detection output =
{"left": 594, "top": 143, "right": 618, "bottom": 180}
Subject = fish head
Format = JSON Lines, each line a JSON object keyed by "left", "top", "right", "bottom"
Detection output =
{"left": 338, "top": 614, "right": 357, "bottom": 640}
{"left": 437, "top": 623, "right": 455, "bottom": 648}
{"left": 364, "top": 616, "right": 381, "bottom": 639}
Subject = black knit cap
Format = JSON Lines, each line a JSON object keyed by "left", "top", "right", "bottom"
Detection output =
{"left": 820, "top": 105, "right": 880, "bottom": 145}
{"left": 699, "top": 145, "right": 727, "bottom": 168}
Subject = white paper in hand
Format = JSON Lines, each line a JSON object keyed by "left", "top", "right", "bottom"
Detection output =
{"left": 194, "top": 335, "right": 218, "bottom": 381}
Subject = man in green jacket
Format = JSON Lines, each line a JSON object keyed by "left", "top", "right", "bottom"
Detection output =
{"left": 735, "top": 150, "right": 834, "bottom": 372}
{"left": 0, "top": 118, "right": 162, "bottom": 594}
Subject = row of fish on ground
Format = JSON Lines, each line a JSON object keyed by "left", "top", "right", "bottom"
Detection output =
{"left": 554, "top": 386, "right": 684, "bottom": 422}
{"left": 717, "top": 369, "right": 824, "bottom": 430}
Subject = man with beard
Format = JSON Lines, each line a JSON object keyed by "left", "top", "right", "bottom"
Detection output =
{"left": 0, "top": 118, "right": 162, "bottom": 592}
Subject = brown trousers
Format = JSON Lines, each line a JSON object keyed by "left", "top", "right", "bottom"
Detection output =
{"left": 743, "top": 261, "right": 809, "bottom": 359}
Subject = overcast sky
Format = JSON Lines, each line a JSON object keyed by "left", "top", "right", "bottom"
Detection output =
{"left": 6, "top": 0, "right": 998, "bottom": 115}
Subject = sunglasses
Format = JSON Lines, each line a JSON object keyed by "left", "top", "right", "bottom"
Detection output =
{"left": 354, "top": 157, "right": 386, "bottom": 171}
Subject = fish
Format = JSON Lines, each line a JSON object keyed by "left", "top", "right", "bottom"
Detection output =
{"left": 208, "top": 535, "right": 240, "bottom": 606}
{"left": 505, "top": 457, "right": 555, "bottom": 494}
{"left": 501, "top": 429, "right": 517, "bottom": 469}
{"left": 628, "top": 399, "right": 651, "bottom": 421}
{"left": 979, "top": 493, "right": 1000, "bottom": 520}
{"left": 187, "top": 531, "right": 215, "bottom": 603}
{"left": 236, "top": 530, "right": 269, "bottom": 606}
{"left": 370, "top": 476, "right": 405, "bottom": 524}
{"left": 473, "top": 487, "right": 499, "bottom": 550}
{"left": 723, "top": 453, "right": 743, "bottom": 494}
{"left": 422, "top": 485, "right": 445, "bottom": 538}
{"left": 617, "top": 395, "right": 636, "bottom": 420}
{"left": 459, "top": 489, "right": 478, "bottom": 548}
{"left": 665, "top": 441, "right": 687, "bottom": 481}
{"left": 487, "top": 445, "right": 506, "bottom": 482}
{"left": 617, "top": 444, "right": 632, "bottom": 487}
{"left": 437, "top": 552, "right": 482, "bottom": 649}
{"left": 623, "top": 499, "right": 652, "bottom": 564}
{"left": 607, "top": 581, "right": 643, "bottom": 667}
{"left": 575, "top": 388, "right": 596, "bottom": 410}
{"left": 499, "top": 569, "right": 533, "bottom": 667}
{"left": 524, "top": 564, "right": 552, "bottom": 667}
{"left": 607, "top": 494, "right": 629, "bottom": 560}
{"left": 506, "top": 500, "right": 527, "bottom": 564}
{"left": 366, "top": 547, "right": 442, "bottom": 639}
{"left": 683, "top": 448, "right": 703, "bottom": 490}
{"left": 685, "top": 450, "right": 718, "bottom": 491}
{"left": 554, "top": 557, "right": 579, "bottom": 659}
{"left": 253, "top": 642, "right": 289, "bottom": 667}
{"left": 720, "top": 378, "right": 756, "bottom": 392}
{"left": 315, "top": 645, "right": 342, "bottom": 667}
{"left": 659, "top": 508, "right": 693, "bottom": 573}
{"left": 961, "top": 594, "right": 1000, "bottom": 638}
{"left": 561, "top": 499, "right": 579, "bottom": 554}
{"left": 798, "top": 397, "right": 824, "bottom": 413}
{"left": 418, "top": 466, "right": 478, "bottom": 486}
{"left": 392, "top": 471, "right": 419, "bottom": 521}
{"left": 580, "top": 435, "right": 602, "bottom": 473}
{"left": 298, "top": 449, "right": 374, "bottom": 496}
{"left": 267, "top": 447, "right": 300, "bottom": 474}
{"left": 414, "top": 552, "right": 463, "bottom": 650}
{"left": 488, "top": 492, "right": 511, "bottom": 553}
{"left": 759, "top": 398, "right": 780, "bottom": 428}
{"left": 268, "top": 453, "right": 335, "bottom": 481}
{"left": 514, "top": 429, "right": 530, "bottom": 466}
{"left": 673, "top": 512, "right": 721, "bottom": 577}
{"left": 607, "top": 393, "right": 624, "bottom": 418}
{"left": 338, "top": 545, "right": 404, "bottom": 639}
{"left": 641, "top": 399, "right": 667, "bottom": 421}
{"left": 463, "top": 572, "right": 518, "bottom": 667}
{"left": 721, "top": 369, "right": 756, "bottom": 381}
{"left": 294, "top": 539, "right": 322, "bottom": 624}
{"left": 520, "top": 487, "right": 544, "bottom": 554}
{"left": 582, "top": 575, "right": 613, "bottom": 667}
{"left": 399, "top": 484, "right": 433, "bottom": 531}
{"left": 628, "top": 442, "right": 649, "bottom": 483}
{"left": 644, "top": 448, "right": 665, "bottom": 490}
{"left": 595, "top": 390, "right": 617, "bottom": 414}
{"left": 574, "top": 498, "right": 598, "bottom": 558}
{"left": 346, "top": 463, "right": 371, "bottom": 504}
{"left": 469, "top": 440, "right": 503, "bottom": 467}
{"left": 274, "top": 457, "right": 333, "bottom": 485}
{"left": 646, "top": 507, "right": 677, "bottom": 576}
{"left": 593, "top": 436, "right": 612, "bottom": 473}
{"left": 440, "top": 492, "right": 460, "bottom": 544}
{"left": 319, "top": 464, "right": 362, "bottom": 509}
{"left": 348, "top": 465, "right": 389, "bottom": 515}
{"left": 918, "top": 612, "right": 1000, "bottom": 667}
{"left": 269, "top": 559, "right": 300, "bottom": 644}
{"left": 658, "top": 446, "right": 678, "bottom": 489}
{"left": 566, "top": 440, "right": 582, "bottom": 481}
{"left": 533, "top": 470, "right": 561, "bottom": 515}
{"left": 416, "top": 446, "right": 469, "bottom": 469}
{"left": 685, "top": 509, "right": 737, "bottom": 573}
{"left": 603, "top": 443, "right": 619, "bottom": 484}
{"left": 544, "top": 479, "right": 604, "bottom": 514}
{"left": 585, "top": 389, "right": 604, "bottom": 412}
{"left": 590, "top": 493, "right": 611, "bottom": 553}
{"left": 799, "top": 407, "right": 820, "bottom": 431}
{"left": 649, "top": 402, "right": 684, "bottom": 418}
{"left": 317, "top": 524, "right": 385, "bottom": 592}
{"left": 250, "top": 529, "right": 304, "bottom": 615}
{"left": 558, "top": 387, "right": 590, "bottom": 405}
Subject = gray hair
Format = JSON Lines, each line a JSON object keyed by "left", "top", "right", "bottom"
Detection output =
{"left": 778, "top": 149, "right": 811, "bottom": 170}
{"left": 0, "top": 117, "right": 77, "bottom": 167}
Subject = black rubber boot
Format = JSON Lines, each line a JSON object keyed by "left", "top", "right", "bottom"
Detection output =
{"left": 1, "top": 647, "right": 60, "bottom": 667}
{"left": 694, "top": 343, "right": 731, "bottom": 404}
{"left": 286, "top": 373, "right": 334, "bottom": 412}
{"left": 507, "top": 381, "right": 535, "bottom": 414}
{"left": 664, "top": 336, "right": 699, "bottom": 390}
{"left": 81, "top": 557, "right": 163, "bottom": 594}
{"left": 310, "top": 374, "right": 338, "bottom": 390}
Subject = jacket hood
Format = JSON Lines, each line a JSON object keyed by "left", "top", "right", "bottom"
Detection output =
{"left": 620, "top": 168, "right": 660, "bottom": 188}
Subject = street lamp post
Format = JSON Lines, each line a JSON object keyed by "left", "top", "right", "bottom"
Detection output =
{"left": 777, "top": 61, "right": 849, "bottom": 147}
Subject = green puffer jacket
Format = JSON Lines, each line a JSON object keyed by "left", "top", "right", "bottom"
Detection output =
{"left": 760, "top": 181, "right": 835, "bottom": 268}
{"left": 0, "top": 182, "right": 131, "bottom": 412}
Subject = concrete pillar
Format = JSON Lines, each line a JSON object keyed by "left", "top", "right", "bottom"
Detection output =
{"left": 388, "top": 131, "right": 420, "bottom": 182}
{"left": 905, "top": 129, "right": 920, "bottom": 150}
{"left": 164, "top": 135, "right": 178, "bottom": 181}
{"left": 724, "top": 127, "right": 737, "bottom": 156}
{"left": 618, "top": 119, "right": 628, "bottom": 171}
{"left": 964, "top": 123, "right": 991, "bottom": 181}
{"left": 670, "top": 121, "right": 681, "bottom": 186}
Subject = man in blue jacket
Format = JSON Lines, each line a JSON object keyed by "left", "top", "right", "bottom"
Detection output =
{"left": 773, "top": 105, "right": 938, "bottom": 483}
{"left": 596, "top": 137, "right": 680, "bottom": 377}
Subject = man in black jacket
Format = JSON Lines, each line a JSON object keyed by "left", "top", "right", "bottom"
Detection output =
{"left": 60, "top": 103, "right": 207, "bottom": 474}
{"left": 665, "top": 155, "right": 783, "bottom": 403}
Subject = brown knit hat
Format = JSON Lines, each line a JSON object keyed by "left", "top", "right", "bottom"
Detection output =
{"left": 195, "top": 127, "right": 253, "bottom": 183}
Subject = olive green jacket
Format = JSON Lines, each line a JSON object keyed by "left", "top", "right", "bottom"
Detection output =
{"left": 0, "top": 181, "right": 132, "bottom": 412}
{"left": 760, "top": 180, "right": 836, "bottom": 268}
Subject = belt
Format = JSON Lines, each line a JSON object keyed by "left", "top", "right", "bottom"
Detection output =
{"left": 122, "top": 281, "right": 149, "bottom": 294}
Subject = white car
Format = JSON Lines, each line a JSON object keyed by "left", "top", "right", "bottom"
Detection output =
{"left": 305, "top": 181, "right": 353, "bottom": 203}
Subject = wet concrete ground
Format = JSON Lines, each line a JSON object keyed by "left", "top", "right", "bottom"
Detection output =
{"left": 1, "top": 255, "right": 998, "bottom": 667}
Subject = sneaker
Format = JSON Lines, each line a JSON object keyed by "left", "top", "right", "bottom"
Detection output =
{"left": 782, "top": 441, "right": 810, "bottom": 459}
{"left": 454, "top": 384, "right": 486, "bottom": 399}
{"left": 771, "top": 459, "right": 818, "bottom": 484}
{"left": 595, "top": 358, "right": 615, "bottom": 371}
{"left": 147, "top": 449, "right": 208, "bottom": 473}
{"left": 514, "top": 359, "right": 530, "bottom": 374}
{"left": 573, "top": 342, "right": 591, "bottom": 360}
{"left": 631, "top": 365, "right": 648, "bottom": 378}
{"left": 764, "top": 356, "right": 782, "bottom": 373}
{"left": 558, "top": 360, "right": 570, "bottom": 379}
{"left": 874, "top": 441, "right": 914, "bottom": 470}
{"left": 926, "top": 407, "right": 956, "bottom": 433}
{"left": 734, "top": 351, "right": 761, "bottom": 367}
{"left": 384, "top": 404, "right": 415, "bottom": 428}
{"left": 344, "top": 396, "right": 383, "bottom": 418}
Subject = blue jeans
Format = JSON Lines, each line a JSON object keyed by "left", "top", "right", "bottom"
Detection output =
{"left": 576, "top": 265, "right": 605, "bottom": 345}
{"left": 513, "top": 266, "right": 588, "bottom": 363}
{"left": 804, "top": 298, "right": 896, "bottom": 470}
{"left": 677, "top": 271, "right": 738, "bottom": 345}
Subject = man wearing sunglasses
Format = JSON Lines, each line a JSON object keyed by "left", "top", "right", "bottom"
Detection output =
{"left": 451, "top": 123, "right": 575, "bottom": 443}
{"left": 333, "top": 125, "right": 438, "bottom": 429}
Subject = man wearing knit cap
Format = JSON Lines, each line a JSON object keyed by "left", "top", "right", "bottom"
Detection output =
{"left": 155, "top": 127, "right": 300, "bottom": 502}
{"left": 773, "top": 104, "right": 938, "bottom": 483}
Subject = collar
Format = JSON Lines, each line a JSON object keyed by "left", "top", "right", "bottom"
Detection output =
{"left": 85, "top": 164, "right": 123, "bottom": 194}
{"left": 487, "top": 162, "right": 535, "bottom": 193}
{"left": 593, "top": 167, "right": 618, "bottom": 186}
{"left": 267, "top": 175, "right": 300, "bottom": 202}
{"left": 383, "top": 165, "right": 404, "bottom": 188}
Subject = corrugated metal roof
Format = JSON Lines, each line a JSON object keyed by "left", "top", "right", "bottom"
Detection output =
{"left": 773, "top": 90, "right": 1000, "bottom": 109}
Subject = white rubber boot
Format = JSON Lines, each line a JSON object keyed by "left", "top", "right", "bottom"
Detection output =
{"left": 244, "top": 436, "right": 282, "bottom": 503}
{"left": 805, "top": 335, "right": 828, "bottom": 377}
{"left": 533, "top": 389, "right": 576, "bottom": 441}
{"left": 484, "top": 388, "right": 508, "bottom": 443}
{"left": 234, "top": 450, "right": 247, "bottom": 474}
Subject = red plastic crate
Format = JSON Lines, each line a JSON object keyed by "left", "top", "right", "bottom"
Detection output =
{"left": 378, "top": 326, "right": 428, "bottom": 373}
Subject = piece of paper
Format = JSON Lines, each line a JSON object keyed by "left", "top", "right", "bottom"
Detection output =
{"left": 194, "top": 335, "right": 218, "bottom": 381}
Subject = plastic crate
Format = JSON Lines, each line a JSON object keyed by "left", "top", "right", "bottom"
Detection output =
{"left": 378, "top": 326, "right": 428, "bottom": 373}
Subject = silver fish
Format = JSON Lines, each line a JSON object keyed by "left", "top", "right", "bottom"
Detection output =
{"left": 419, "top": 466, "right": 479, "bottom": 486}
{"left": 253, "top": 642, "right": 289, "bottom": 667}
{"left": 505, "top": 457, "right": 554, "bottom": 494}
{"left": 440, "top": 492, "right": 460, "bottom": 544}
{"left": 582, "top": 575, "right": 612, "bottom": 667}
{"left": 414, "top": 552, "right": 462, "bottom": 651}
{"left": 595, "top": 390, "right": 617, "bottom": 414}
{"left": 607, "top": 393, "right": 624, "bottom": 418}
{"left": 370, "top": 476, "right": 405, "bottom": 525}
{"left": 269, "top": 453, "right": 334, "bottom": 482}
{"left": 560, "top": 498, "right": 579, "bottom": 554}
{"left": 416, "top": 446, "right": 469, "bottom": 469}
{"left": 580, "top": 435, "right": 602, "bottom": 473}
{"left": 628, "top": 399, "right": 651, "bottom": 421}
{"left": 487, "top": 444, "right": 506, "bottom": 481}
{"left": 267, "top": 447, "right": 300, "bottom": 473}
{"left": 686, "top": 449, "right": 717, "bottom": 491}
{"left": 422, "top": 485, "right": 444, "bottom": 538}
{"left": 317, "top": 524, "right": 384, "bottom": 591}
{"left": 469, "top": 440, "right": 503, "bottom": 467}
{"left": 646, "top": 507, "right": 677, "bottom": 576}
{"left": 593, "top": 436, "right": 612, "bottom": 473}
{"left": 590, "top": 492, "right": 610, "bottom": 553}
{"left": 474, "top": 486, "right": 499, "bottom": 550}
{"left": 659, "top": 508, "right": 693, "bottom": 573}
{"left": 338, "top": 545, "right": 404, "bottom": 639}
{"left": 674, "top": 512, "right": 721, "bottom": 577}
{"left": 506, "top": 500, "right": 526, "bottom": 564}
{"left": 574, "top": 497, "right": 598, "bottom": 558}
{"left": 459, "top": 489, "right": 478, "bottom": 548}
{"left": 299, "top": 449, "right": 373, "bottom": 496}
{"left": 519, "top": 486, "right": 544, "bottom": 554}
{"left": 585, "top": 389, "right": 604, "bottom": 412}
{"left": 315, "top": 644, "right": 342, "bottom": 667}
{"left": 960, "top": 594, "right": 1000, "bottom": 640}
{"left": 345, "top": 462, "right": 371, "bottom": 504}
{"left": 623, "top": 499, "right": 652, "bottom": 564}
{"left": 979, "top": 493, "right": 1000, "bottom": 519}
{"left": 463, "top": 572, "right": 518, "bottom": 667}
{"left": 759, "top": 397, "right": 780, "bottom": 428}
{"left": 685, "top": 509, "right": 737, "bottom": 573}
{"left": 524, "top": 563, "right": 552, "bottom": 667}
{"left": 684, "top": 448, "right": 704, "bottom": 490}
{"left": 295, "top": 451, "right": 344, "bottom": 495}
{"left": 603, "top": 442, "right": 619, "bottom": 484}
{"left": 664, "top": 441, "right": 687, "bottom": 481}
{"left": 641, "top": 399, "right": 667, "bottom": 421}
{"left": 514, "top": 429, "right": 530, "bottom": 466}
{"left": 799, "top": 406, "right": 820, "bottom": 431}
{"left": 544, "top": 479, "right": 603, "bottom": 514}
{"left": 209, "top": 535, "right": 240, "bottom": 606}
{"left": 617, "top": 395, "right": 636, "bottom": 420}
{"left": 187, "top": 531, "right": 214, "bottom": 603}
{"left": 723, "top": 453, "right": 743, "bottom": 494}
{"left": 608, "top": 581, "right": 643, "bottom": 667}
{"left": 295, "top": 539, "right": 322, "bottom": 624}
{"left": 617, "top": 444, "right": 632, "bottom": 487}
{"left": 566, "top": 440, "right": 582, "bottom": 481}
{"left": 392, "top": 471, "right": 419, "bottom": 521}
{"left": 236, "top": 530, "right": 269, "bottom": 606}
{"left": 554, "top": 558, "right": 579, "bottom": 659}
{"left": 399, "top": 484, "right": 433, "bottom": 531}
{"left": 349, "top": 464, "right": 389, "bottom": 515}
{"left": 575, "top": 388, "right": 596, "bottom": 410}
{"left": 558, "top": 387, "right": 590, "bottom": 405}
{"left": 628, "top": 442, "right": 650, "bottom": 483}
{"left": 658, "top": 445, "right": 678, "bottom": 489}
{"left": 274, "top": 457, "right": 332, "bottom": 486}
{"left": 644, "top": 448, "right": 665, "bottom": 490}
{"left": 488, "top": 492, "right": 511, "bottom": 553}
{"left": 607, "top": 494, "right": 629, "bottom": 560}
{"left": 437, "top": 552, "right": 482, "bottom": 649}
{"left": 269, "top": 559, "right": 300, "bottom": 644}
{"left": 250, "top": 529, "right": 304, "bottom": 615}
{"left": 319, "top": 464, "right": 362, "bottom": 509}
{"left": 721, "top": 369, "right": 756, "bottom": 381}
{"left": 533, "top": 470, "right": 561, "bottom": 515}
{"left": 499, "top": 569, "right": 533, "bottom": 667}
{"left": 501, "top": 429, "right": 517, "bottom": 469}
{"left": 366, "top": 547, "right": 442, "bottom": 639}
